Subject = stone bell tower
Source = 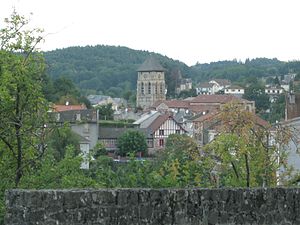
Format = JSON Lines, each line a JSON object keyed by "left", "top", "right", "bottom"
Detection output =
{"left": 136, "top": 56, "right": 166, "bottom": 109}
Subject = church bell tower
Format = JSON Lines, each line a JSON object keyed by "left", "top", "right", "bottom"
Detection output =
{"left": 136, "top": 56, "right": 166, "bottom": 109}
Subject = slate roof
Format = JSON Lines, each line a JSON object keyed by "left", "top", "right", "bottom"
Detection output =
{"left": 147, "top": 114, "right": 186, "bottom": 133}
{"left": 197, "top": 82, "right": 214, "bottom": 88}
{"left": 49, "top": 109, "right": 98, "bottom": 123}
{"left": 137, "top": 56, "right": 165, "bottom": 72}
{"left": 192, "top": 109, "right": 270, "bottom": 128}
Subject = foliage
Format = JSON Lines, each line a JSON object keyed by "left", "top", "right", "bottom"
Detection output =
{"left": 151, "top": 134, "right": 212, "bottom": 187}
{"left": 163, "top": 134, "right": 199, "bottom": 161}
{"left": 0, "top": 10, "right": 48, "bottom": 187}
{"left": 91, "top": 141, "right": 107, "bottom": 159}
{"left": 261, "top": 95, "right": 286, "bottom": 123}
{"left": 96, "top": 103, "right": 114, "bottom": 120}
{"left": 47, "top": 125, "right": 81, "bottom": 161}
{"left": 177, "top": 89, "right": 197, "bottom": 99}
{"left": 203, "top": 103, "right": 292, "bottom": 187}
{"left": 19, "top": 146, "right": 97, "bottom": 189}
{"left": 243, "top": 83, "right": 270, "bottom": 113}
{"left": 44, "top": 46, "right": 193, "bottom": 98}
{"left": 99, "top": 120, "right": 136, "bottom": 128}
{"left": 116, "top": 130, "right": 147, "bottom": 156}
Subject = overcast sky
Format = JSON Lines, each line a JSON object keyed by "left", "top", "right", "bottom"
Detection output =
{"left": 1, "top": 0, "right": 300, "bottom": 66}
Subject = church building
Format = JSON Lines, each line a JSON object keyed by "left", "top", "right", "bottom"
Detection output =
{"left": 136, "top": 56, "right": 166, "bottom": 108}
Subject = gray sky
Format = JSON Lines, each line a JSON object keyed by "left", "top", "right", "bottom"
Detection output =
{"left": 1, "top": 0, "right": 300, "bottom": 66}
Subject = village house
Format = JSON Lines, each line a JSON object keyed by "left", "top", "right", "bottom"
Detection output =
{"left": 50, "top": 109, "right": 99, "bottom": 169}
{"left": 224, "top": 85, "right": 245, "bottom": 98}
{"left": 209, "top": 79, "right": 231, "bottom": 93}
{"left": 87, "top": 94, "right": 127, "bottom": 111}
{"left": 99, "top": 111, "right": 186, "bottom": 155}
{"left": 265, "top": 86, "right": 285, "bottom": 102}
{"left": 51, "top": 103, "right": 87, "bottom": 112}
{"left": 196, "top": 82, "right": 214, "bottom": 95}
{"left": 176, "top": 78, "right": 193, "bottom": 94}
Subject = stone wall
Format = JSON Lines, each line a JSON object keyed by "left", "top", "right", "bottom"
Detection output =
{"left": 5, "top": 188, "right": 300, "bottom": 225}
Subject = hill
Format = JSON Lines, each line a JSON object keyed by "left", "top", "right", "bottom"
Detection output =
{"left": 44, "top": 45, "right": 300, "bottom": 98}
{"left": 44, "top": 45, "right": 193, "bottom": 98}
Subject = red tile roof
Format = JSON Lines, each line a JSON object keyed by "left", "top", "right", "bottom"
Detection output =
{"left": 52, "top": 104, "right": 87, "bottom": 112}
{"left": 189, "top": 94, "right": 249, "bottom": 104}
{"left": 193, "top": 109, "right": 270, "bottom": 129}
{"left": 192, "top": 110, "right": 220, "bottom": 123}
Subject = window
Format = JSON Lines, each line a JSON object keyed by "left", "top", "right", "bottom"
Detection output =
{"left": 83, "top": 124, "right": 89, "bottom": 133}
{"left": 159, "top": 129, "right": 164, "bottom": 135}
{"left": 175, "top": 129, "right": 180, "bottom": 134}
{"left": 141, "top": 82, "right": 144, "bottom": 94}
{"left": 76, "top": 113, "right": 81, "bottom": 121}
{"left": 160, "top": 83, "right": 163, "bottom": 94}
{"left": 159, "top": 139, "right": 164, "bottom": 147}
{"left": 148, "top": 82, "right": 151, "bottom": 94}
{"left": 155, "top": 83, "right": 158, "bottom": 94}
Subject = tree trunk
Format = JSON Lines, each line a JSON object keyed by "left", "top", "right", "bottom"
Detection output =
{"left": 15, "top": 86, "right": 22, "bottom": 187}
{"left": 245, "top": 153, "right": 250, "bottom": 187}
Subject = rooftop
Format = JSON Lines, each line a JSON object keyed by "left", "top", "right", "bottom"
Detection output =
{"left": 137, "top": 56, "right": 165, "bottom": 72}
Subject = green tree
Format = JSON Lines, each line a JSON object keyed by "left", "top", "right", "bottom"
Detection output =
{"left": 52, "top": 77, "right": 80, "bottom": 101}
{"left": 117, "top": 130, "right": 147, "bottom": 156}
{"left": 204, "top": 103, "right": 292, "bottom": 187}
{"left": 150, "top": 134, "right": 212, "bottom": 187}
{"left": 96, "top": 103, "right": 114, "bottom": 120}
{"left": 0, "top": 11, "right": 48, "bottom": 187}
{"left": 19, "top": 146, "right": 96, "bottom": 189}
{"left": 243, "top": 84, "right": 270, "bottom": 113}
{"left": 47, "top": 126, "right": 81, "bottom": 161}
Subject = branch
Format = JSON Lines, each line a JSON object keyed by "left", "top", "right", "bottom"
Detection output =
{"left": 0, "top": 136, "right": 17, "bottom": 159}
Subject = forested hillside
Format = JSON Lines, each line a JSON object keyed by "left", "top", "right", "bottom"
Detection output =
{"left": 190, "top": 58, "right": 300, "bottom": 83}
{"left": 44, "top": 45, "right": 192, "bottom": 98}
{"left": 44, "top": 45, "right": 300, "bottom": 98}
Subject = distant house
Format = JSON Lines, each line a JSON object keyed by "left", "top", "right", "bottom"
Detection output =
{"left": 265, "top": 86, "right": 284, "bottom": 95}
{"left": 209, "top": 79, "right": 231, "bottom": 93}
{"left": 98, "top": 127, "right": 153, "bottom": 153}
{"left": 152, "top": 94, "right": 255, "bottom": 114}
{"left": 286, "top": 93, "right": 300, "bottom": 120}
{"left": 280, "top": 82, "right": 290, "bottom": 92}
{"left": 196, "top": 82, "right": 214, "bottom": 95}
{"left": 50, "top": 109, "right": 99, "bottom": 169}
{"left": 140, "top": 113, "right": 187, "bottom": 153}
{"left": 51, "top": 103, "right": 87, "bottom": 112}
{"left": 224, "top": 85, "right": 245, "bottom": 97}
{"left": 87, "top": 95, "right": 126, "bottom": 111}
{"left": 283, "top": 73, "right": 296, "bottom": 84}
{"left": 176, "top": 78, "right": 193, "bottom": 94}
{"left": 279, "top": 117, "right": 300, "bottom": 181}
{"left": 153, "top": 100, "right": 190, "bottom": 113}
{"left": 191, "top": 109, "right": 269, "bottom": 146}
{"left": 265, "top": 86, "right": 285, "bottom": 103}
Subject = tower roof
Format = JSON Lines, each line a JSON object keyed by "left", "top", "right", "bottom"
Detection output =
{"left": 137, "top": 56, "right": 165, "bottom": 72}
